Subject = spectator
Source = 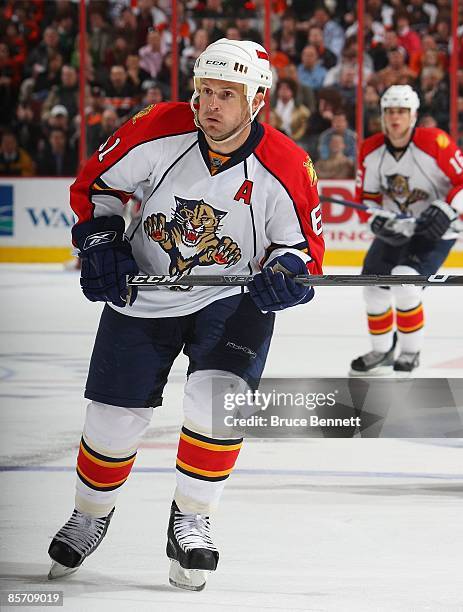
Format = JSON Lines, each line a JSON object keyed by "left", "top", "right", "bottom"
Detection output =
{"left": 278, "top": 63, "right": 316, "bottom": 113}
{"left": 37, "top": 128, "right": 76, "bottom": 176}
{"left": 181, "top": 29, "right": 209, "bottom": 80}
{"left": 269, "top": 35, "right": 291, "bottom": 79}
{"left": 307, "top": 26, "right": 337, "bottom": 70}
{"left": 419, "top": 66, "right": 449, "bottom": 130}
{"left": 308, "top": 6, "right": 345, "bottom": 59}
{"left": 297, "top": 45, "right": 327, "bottom": 91}
{"left": 406, "top": 0, "right": 436, "bottom": 33}
{"left": 0, "top": 130, "right": 35, "bottom": 176}
{"left": 318, "top": 110, "right": 356, "bottom": 162}
{"left": 114, "top": 7, "right": 139, "bottom": 54}
{"left": 32, "top": 52, "right": 63, "bottom": 101}
{"left": 273, "top": 11, "right": 306, "bottom": 64}
{"left": 225, "top": 27, "right": 241, "bottom": 41}
{"left": 270, "top": 78, "right": 311, "bottom": 143}
{"left": 134, "top": 0, "right": 168, "bottom": 49}
{"left": 370, "top": 28, "right": 401, "bottom": 72}
{"left": 395, "top": 12, "right": 422, "bottom": 58}
{"left": 234, "top": 13, "right": 262, "bottom": 45}
{"left": 0, "top": 43, "right": 17, "bottom": 124}
{"left": 85, "top": 86, "right": 106, "bottom": 139}
{"left": 87, "top": 108, "right": 119, "bottom": 157}
{"left": 198, "top": 15, "right": 225, "bottom": 45}
{"left": 305, "top": 87, "right": 344, "bottom": 159}
{"left": 315, "top": 133, "right": 355, "bottom": 178}
{"left": 103, "top": 65, "right": 139, "bottom": 120}
{"left": 56, "top": 13, "right": 75, "bottom": 62}
{"left": 364, "top": 84, "right": 381, "bottom": 135}
{"left": 13, "top": 103, "right": 43, "bottom": 153}
{"left": 88, "top": 10, "right": 113, "bottom": 67}
{"left": 43, "top": 65, "right": 79, "bottom": 119}
{"left": 105, "top": 37, "right": 130, "bottom": 70}
{"left": 126, "top": 54, "right": 150, "bottom": 90}
{"left": 366, "top": 0, "right": 395, "bottom": 29}
{"left": 138, "top": 29, "right": 164, "bottom": 78}
{"left": 369, "top": 46, "right": 415, "bottom": 93}
{"left": 24, "top": 27, "right": 61, "bottom": 78}
{"left": 335, "top": 66, "right": 357, "bottom": 124}
{"left": 323, "top": 39, "right": 373, "bottom": 88}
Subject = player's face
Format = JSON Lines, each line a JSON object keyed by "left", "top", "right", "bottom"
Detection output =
{"left": 383, "top": 107, "right": 413, "bottom": 142}
{"left": 197, "top": 78, "right": 251, "bottom": 142}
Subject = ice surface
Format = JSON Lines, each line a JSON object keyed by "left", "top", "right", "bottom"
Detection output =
{"left": 1, "top": 265, "right": 462, "bottom": 611}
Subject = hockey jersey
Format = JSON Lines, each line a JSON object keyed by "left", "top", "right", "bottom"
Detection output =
{"left": 356, "top": 127, "right": 463, "bottom": 239}
{"left": 70, "top": 102, "right": 324, "bottom": 318}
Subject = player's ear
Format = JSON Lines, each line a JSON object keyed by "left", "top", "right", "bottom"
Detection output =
{"left": 252, "top": 92, "right": 265, "bottom": 113}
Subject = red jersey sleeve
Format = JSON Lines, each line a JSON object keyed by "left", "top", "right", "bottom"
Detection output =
{"left": 355, "top": 133, "right": 385, "bottom": 222}
{"left": 255, "top": 125, "right": 324, "bottom": 274}
{"left": 70, "top": 103, "right": 196, "bottom": 226}
{"left": 413, "top": 128, "right": 463, "bottom": 209}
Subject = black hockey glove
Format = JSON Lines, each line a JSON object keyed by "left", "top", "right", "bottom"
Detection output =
{"left": 370, "top": 214, "right": 413, "bottom": 247}
{"left": 72, "top": 215, "right": 138, "bottom": 307}
{"left": 249, "top": 252, "right": 314, "bottom": 311}
{"left": 414, "top": 200, "right": 458, "bottom": 242}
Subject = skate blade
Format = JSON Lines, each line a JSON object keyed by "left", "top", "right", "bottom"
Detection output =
{"left": 48, "top": 561, "right": 79, "bottom": 580}
{"left": 168, "top": 560, "right": 208, "bottom": 592}
{"left": 393, "top": 369, "right": 416, "bottom": 379}
{"left": 348, "top": 365, "right": 393, "bottom": 377}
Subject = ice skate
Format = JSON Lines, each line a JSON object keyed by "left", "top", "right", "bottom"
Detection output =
{"left": 393, "top": 351, "right": 420, "bottom": 377}
{"left": 349, "top": 333, "right": 397, "bottom": 376}
{"left": 166, "top": 501, "right": 219, "bottom": 591}
{"left": 48, "top": 507, "right": 114, "bottom": 579}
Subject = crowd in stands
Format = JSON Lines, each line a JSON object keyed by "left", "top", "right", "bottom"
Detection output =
{"left": 0, "top": 0, "right": 462, "bottom": 179}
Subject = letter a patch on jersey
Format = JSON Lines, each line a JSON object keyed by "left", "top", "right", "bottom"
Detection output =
{"left": 234, "top": 179, "right": 253, "bottom": 205}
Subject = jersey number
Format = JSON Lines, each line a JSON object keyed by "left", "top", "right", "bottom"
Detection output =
{"left": 311, "top": 203, "right": 323, "bottom": 235}
{"left": 449, "top": 150, "right": 463, "bottom": 175}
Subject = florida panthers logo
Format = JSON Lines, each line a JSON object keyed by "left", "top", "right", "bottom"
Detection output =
{"left": 143, "top": 196, "right": 242, "bottom": 276}
{"left": 384, "top": 174, "right": 429, "bottom": 213}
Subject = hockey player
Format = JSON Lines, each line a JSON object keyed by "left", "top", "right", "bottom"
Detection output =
{"left": 48, "top": 39, "right": 324, "bottom": 590}
{"left": 350, "top": 85, "right": 463, "bottom": 376}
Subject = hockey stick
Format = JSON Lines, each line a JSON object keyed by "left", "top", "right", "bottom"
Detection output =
{"left": 319, "top": 194, "right": 463, "bottom": 231}
{"left": 127, "top": 274, "right": 463, "bottom": 288}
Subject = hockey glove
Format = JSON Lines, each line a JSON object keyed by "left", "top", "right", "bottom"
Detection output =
{"left": 414, "top": 200, "right": 458, "bottom": 242}
{"left": 72, "top": 215, "right": 138, "bottom": 307}
{"left": 248, "top": 252, "right": 314, "bottom": 312}
{"left": 370, "top": 214, "right": 413, "bottom": 247}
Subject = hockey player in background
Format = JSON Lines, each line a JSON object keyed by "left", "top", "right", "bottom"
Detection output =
{"left": 47, "top": 39, "right": 324, "bottom": 590}
{"left": 350, "top": 85, "right": 463, "bottom": 376}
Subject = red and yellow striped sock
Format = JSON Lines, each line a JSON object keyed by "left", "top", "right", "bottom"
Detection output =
{"left": 396, "top": 303, "right": 424, "bottom": 334}
{"left": 367, "top": 307, "right": 394, "bottom": 336}
{"left": 76, "top": 436, "right": 137, "bottom": 492}
{"left": 176, "top": 426, "right": 243, "bottom": 482}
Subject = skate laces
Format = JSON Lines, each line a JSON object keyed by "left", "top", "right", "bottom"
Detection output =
{"left": 173, "top": 509, "right": 217, "bottom": 553}
{"left": 53, "top": 509, "right": 107, "bottom": 557}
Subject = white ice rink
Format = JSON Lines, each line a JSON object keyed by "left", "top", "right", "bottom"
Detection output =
{"left": 1, "top": 265, "right": 462, "bottom": 612}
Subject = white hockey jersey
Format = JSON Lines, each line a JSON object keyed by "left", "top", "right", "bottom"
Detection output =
{"left": 356, "top": 127, "right": 463, "bottom": 238}
{"left": 70, "top": 103, "right": 324, "bottom": 317}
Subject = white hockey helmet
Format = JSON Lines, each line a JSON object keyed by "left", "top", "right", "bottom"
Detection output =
{"left": 380, "top": 85, "right": 420, "bottom": 127}
{"left": 191, "top": 38, "right": 273, "bottom": 124}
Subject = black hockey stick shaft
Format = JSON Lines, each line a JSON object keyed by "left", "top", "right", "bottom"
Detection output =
{"left": 127, "top": 274, "right": 463, "bottom": 288}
